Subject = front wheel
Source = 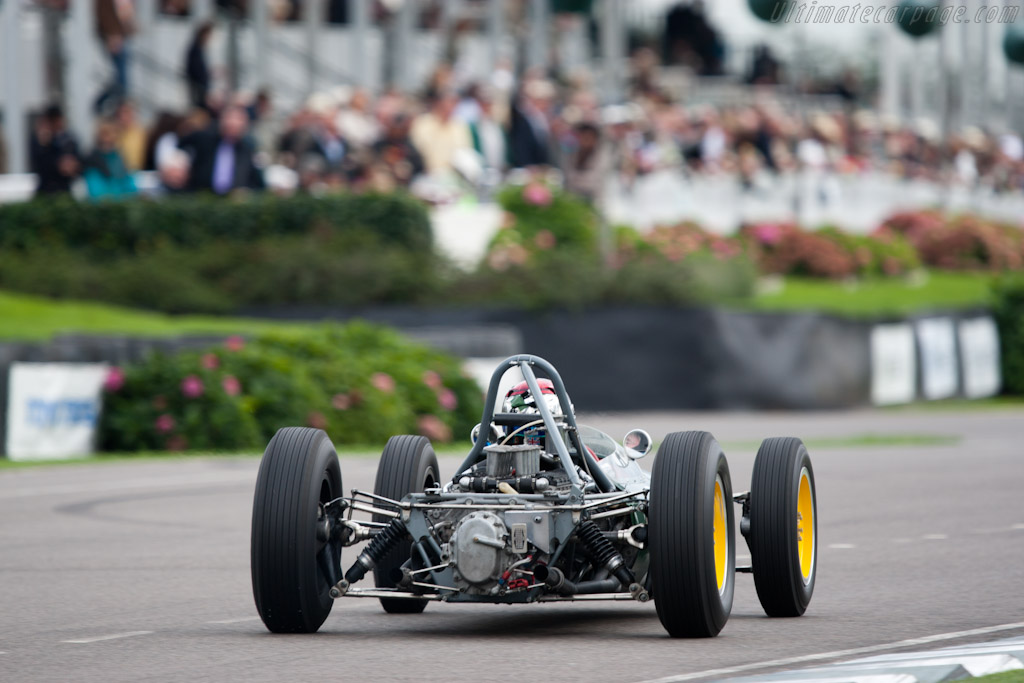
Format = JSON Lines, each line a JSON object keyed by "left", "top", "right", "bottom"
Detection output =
{"left": 749, "top": 437, "right": 817, "bottom": 617}
{"left": 251, "top": 427, "right": 342, "bottom": 633}
{"left": 373, "top": 435, "right": 439, "bottom": 614}
{"left": 649, "top": 431, "right": 735, "bottom": 638}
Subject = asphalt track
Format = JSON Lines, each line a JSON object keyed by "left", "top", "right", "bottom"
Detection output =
{"left": 1, "top": 408, "right": 1022, "bottom": 683}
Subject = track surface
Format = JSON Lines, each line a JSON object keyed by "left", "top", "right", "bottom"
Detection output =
{"left": 1, "top": 409, "right": 1022, "bottom": 682}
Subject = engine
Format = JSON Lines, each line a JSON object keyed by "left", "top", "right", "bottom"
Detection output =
{"left": 448, "top": 511, "right": 519, "bottom": 594}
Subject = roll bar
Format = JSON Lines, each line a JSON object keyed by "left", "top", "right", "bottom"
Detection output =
{"left": 452, "top": 355, "right": 616, "bottom": 494}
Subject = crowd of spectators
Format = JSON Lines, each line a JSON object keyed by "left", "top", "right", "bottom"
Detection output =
{"left": 23, "top": 32, "right": 1024, "bottom": 203}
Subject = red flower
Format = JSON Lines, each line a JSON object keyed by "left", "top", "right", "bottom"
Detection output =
{"left": 221, "top": 375, "right": 241, "bottom": 396}
{"left": 417, "top": 415, "right": 452, "bottom": 442}
{"left": 422, "top": 370, "right": 443, "bottom": 390}
{"left": 224, "top": 336, "right": 245, "bottom": 352}
{"left": 103, "top": 367, "right": 125, "bottom": 393}
{"left": 371, "top": 372, "right": 395, "bottom": 393}
{"left": 437, "top": 388, "right": 458, "bottom": 411}
{"left": 307, "top": 411, "right": 328, "bottom": 430}
{"left": 155, "top": 414, "right": 176, "bottom": 433}
{"left": 523, "top": 183, "right": 553, "bottom": 207}
{"left": 534, "top": 229, "right": 557, "bottom": 250}
{"left": 201, "top": 353, "right": 220, "bottom": 370}
{"left": 331, "top": 393, "right": 351, "bottom": 410}
{"left": 181, "top": 375, "right": 204, "bottom": 399}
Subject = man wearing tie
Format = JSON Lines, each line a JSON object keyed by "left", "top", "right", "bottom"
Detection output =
{"left": 180, "top": 106, "right": 265, "bottom": 195}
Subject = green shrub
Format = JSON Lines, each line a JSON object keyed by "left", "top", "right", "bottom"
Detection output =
{"left": 98, "top": 322, "right": 484, "bottom": 452}
{"left": 992, "top": 275, "right": 1024, "bottom": 395}
{"left": 496, "top": 183, "right": 599, "bottom": 254}
{"left": 0, "top": 193, "right": 433, "bottom": 258}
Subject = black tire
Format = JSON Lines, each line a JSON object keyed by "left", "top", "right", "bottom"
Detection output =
{"left": 649, "top": 431, "right": 735, "bottom": 638}
{"left": 372, "top": 435, "right": 439, "bottom": 614}
{"left": 251, "top": 427, "right": 342, "bottom": 633}
{"left": 749, "top": 437, "right": 817, "bottom": 617}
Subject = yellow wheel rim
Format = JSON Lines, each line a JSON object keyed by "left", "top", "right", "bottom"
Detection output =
{"left": 797, "top": 467, "right": 815, "bottom": 585}
{"left": 713, "top": 475, "right": 727, "bottom": 594}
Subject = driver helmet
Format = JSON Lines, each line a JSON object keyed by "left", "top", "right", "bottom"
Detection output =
{"left": 502, "top": 379, "right": 569, "bottom": 417}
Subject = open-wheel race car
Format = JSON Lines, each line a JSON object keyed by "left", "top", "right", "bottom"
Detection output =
{"left": 250, "top": 355, "right": 817, "bottom": 637}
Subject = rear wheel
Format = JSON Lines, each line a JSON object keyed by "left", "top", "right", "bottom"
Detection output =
{"left": 649, "top": 431, "right": 735, "bottom": 637}
{"left": 749, "top": 437, "right": 817, "bottom": 617}
{"left": 251, "top": 427, "right": 342, "bottom": 633}
{"left": 373, "top": 435, "right": 439, "bottom": 614}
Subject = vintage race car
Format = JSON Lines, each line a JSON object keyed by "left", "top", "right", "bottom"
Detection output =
{"left": 250, "top": 355, "right": 817, "bottom": 637}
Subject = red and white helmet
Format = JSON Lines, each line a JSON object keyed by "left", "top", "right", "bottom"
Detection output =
{"left": 502, "top": 379, "right": 568, "bottom": 417}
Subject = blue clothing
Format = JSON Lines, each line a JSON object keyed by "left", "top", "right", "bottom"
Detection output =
{"left": 83, "top": 149, "right": 138, "bottom": 200}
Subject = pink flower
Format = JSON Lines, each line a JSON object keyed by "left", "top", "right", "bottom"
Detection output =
{"left": 371, "top": 372, "right": 395, "bottom": 393}
{"left": 437, "top": 388, "right": 458, "bottom": 411}
{"left": 181, "top": 375, "right": 204, "bottom": 399}
{"left": 523, "top": 183, "right": 553, "bottom": 207}
{"left": 221, "top": 375, "right": 241, "bottom": 396}
{"left": 165, "top": 435, "right": 188, "bottom": 451}
{"left": 422, "top": 370, "right": 443, "bottom": 389}
{"left": 224, "top": 336, "right": 245, "bottom": 352}
{"left": 201, "top": 353, "right": 220, "bottom": 370}
{"left": 753, "top": 223, "right": 783, "bottom": 245}
{"left": 534, "top": 229, "right": 557, "bottom": 250}
{"left": 103, "top": 367, "right": 125, "bottom": 393}
{"left": 307, "top": 411, "right": 328, "bottom": 430}
{"left": 417, "top": 415, "right": 452, "bottom": 442}
{"left": 155, "top": 414, "right": 176, "bottom": 433}
{"left": 331, "top": 393, "right": 351, "bottom": 410}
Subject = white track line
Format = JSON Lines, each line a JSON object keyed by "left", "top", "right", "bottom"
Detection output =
{"left": 207, "top": 616, "right": 261, "bottom": 624}
{"left": 923, "top": 534, "right": 948, "bottom": 540}
{"left": 1012, "top": 524, "right": 1024, "bottom": 530}
{"left": 633, "top": 621, "right": 1024, "bottom": 683}
{"left": 828, "top": 543, "right": 856, "bottom": 549}
{"left": 62, "top": 631, "right": 153, "bottom": 644}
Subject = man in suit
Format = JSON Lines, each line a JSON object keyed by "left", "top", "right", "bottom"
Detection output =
{"left": 180, "top": 105, "right": 265, "bottom": 194}
{"left": 508, "top": 79, "right": 555, "bottom": 169}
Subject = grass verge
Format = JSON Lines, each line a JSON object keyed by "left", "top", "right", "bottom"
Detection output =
{"left": 749, "top": 271, "right": 995, "bottom": 316}
{"left": 0, "top": 290, "right": 318, "bottom": 341}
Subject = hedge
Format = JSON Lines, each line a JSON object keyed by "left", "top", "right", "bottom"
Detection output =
{"left": 992, "top": 275, "right": 1024, "bottom": 395}
{"left": 0, "top": 192, "right": 433, "bottom": 258}
{"left": 98, "top": 322, "right": 484, "bottom": 452}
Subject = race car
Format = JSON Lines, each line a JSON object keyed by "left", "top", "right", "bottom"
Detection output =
{"left": 250, "top": 354, "right": 817, "bottom": 637}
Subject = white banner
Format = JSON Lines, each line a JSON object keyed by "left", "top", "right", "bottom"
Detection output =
{"left": 958, "top": 317, "right": 1001, "bottom": 399}
{"left": 871, "top": 324, "right": 917, "bottom": 406}
{"left": 916, "top": 318, "right": 959, "bottom": 401}
{"left": 5, "top": 363, "right": 109, "bottom": 461}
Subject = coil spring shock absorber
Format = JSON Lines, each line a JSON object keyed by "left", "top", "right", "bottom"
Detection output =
{"left": 576, "top": 520, "right": 636, "bottom": 589}
{"left": 342, "top": 518, "right": 409, "bottom": 585}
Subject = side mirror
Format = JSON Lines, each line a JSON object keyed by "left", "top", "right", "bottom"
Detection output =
{"left": 471, "top": 423, "right": 501, "bottom": 445}
{"left": 622, "top": 429, "right": 652, "bottom": 458}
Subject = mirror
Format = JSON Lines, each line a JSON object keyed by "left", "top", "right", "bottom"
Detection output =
{"left": 471, "top": 423, "right": 501, "bottom": 445}
{"left": 622, "top": 429, "right": 652, "bottom": 458}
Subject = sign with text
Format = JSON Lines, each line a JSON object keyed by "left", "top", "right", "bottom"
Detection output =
{"left": 958, "top": 317, "right": 1001, "bottom": 399}
{"left": 871, "top": 324, "right": 916, "bottom": 405}
{"left": 5, "top": 363, "right": 109, "bottom": 461}
{"left": 916, "top": 317, "right": 959, "bottom": 400}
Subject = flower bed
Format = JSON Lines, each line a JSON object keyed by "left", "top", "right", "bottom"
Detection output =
{"left": 98, "top": 322, "right": 483, "bottom": 452}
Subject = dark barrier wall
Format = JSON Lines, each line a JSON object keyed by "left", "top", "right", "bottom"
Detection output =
{"left": 238, "top": 306, "right": 876, "bottom": 410}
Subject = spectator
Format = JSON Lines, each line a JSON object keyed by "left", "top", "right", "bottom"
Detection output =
{"left": 30, "top": 105, "right": 81, "bottom": 195}
{"left": 371, "top": 112, "right": 425, "bottom": 189}
{"left": 95, "top": 0, "right": 135, "bottom": 110}
{"left": 468, "top": 89, "right": 507, "bottom": 178}
{"left": 154, "top": 148, "right": 191, "bottom": 196}
{"left": 83, "top": 119, "right": 138, "bottom": 200}
{"left": 180, "top": 105, "right": 265, "bottom": 194}
{"left": 185, "top": 22, "right": 215, "bottom": 110}
{"left": 144, "top": 111, "right": 186, "bottom": 171}
{"left": 116, "top": 99, "right": 148, "bottom": 171}
{"left": 409, "top": 89, "right": 472, "bottom": 176}
{"left": 564, "top": 122, "right": 608, "bottom": 203}
{"left": 509, "top": 79, "right": 555, "bottom": 169}
{"left": 335, "top": 88, "right": 380, "bottom": 151}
